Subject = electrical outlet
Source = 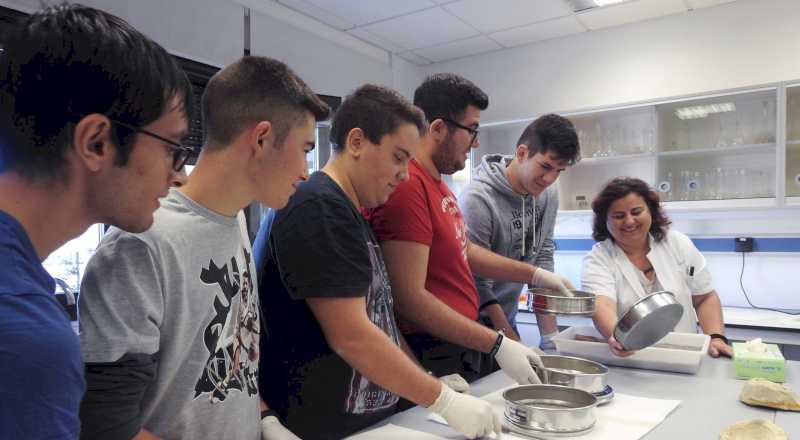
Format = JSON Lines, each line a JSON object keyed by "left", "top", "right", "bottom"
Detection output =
{"left": 734, "top": 237, "right": 754, "bottom": 253}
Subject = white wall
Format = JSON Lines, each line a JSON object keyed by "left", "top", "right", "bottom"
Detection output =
{"left": 0, "top": 0, "right": 423, "bottom": 98}
{"left": 423, "top": 0, "right": 800, "bottom": 123}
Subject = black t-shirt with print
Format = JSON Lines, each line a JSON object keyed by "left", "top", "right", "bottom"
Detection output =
{"left": 258, "top": 172, "right": 401, "bottom": 440}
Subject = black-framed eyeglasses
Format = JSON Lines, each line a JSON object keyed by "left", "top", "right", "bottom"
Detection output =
{"left": 438, "top": 117, "right": 479, "bottom": 146}
{"left": 111, "top": 119, "right": 194, "bottom": 172}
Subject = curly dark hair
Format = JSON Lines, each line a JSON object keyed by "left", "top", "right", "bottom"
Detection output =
{"left": 591, "top": 177, "right": 671, "bottom": 243}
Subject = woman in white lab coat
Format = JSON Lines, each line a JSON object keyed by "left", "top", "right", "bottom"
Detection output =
{"left": 581, "top": 177, "right": 733, "bottom": 358}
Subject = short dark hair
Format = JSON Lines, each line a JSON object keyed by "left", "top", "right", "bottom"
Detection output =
{"left": 517, "top": 114, "right": 581, "bottom": 165}
{"left": 0, "top": 3, "right": 194, "bottom": 180}
{"left": 330, "top": 84, "right": 426, "bottom": 152}
{"left": 201, "top": 56, "right": 330, "bottom": 149}
{"left": 413, "top": 73, "right": 488, "bottom": 122}
{"left": 591, "top": 177, "right": 672, "bottom": 243}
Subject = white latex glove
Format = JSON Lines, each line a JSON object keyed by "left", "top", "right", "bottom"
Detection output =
{"left": 261, "top": 415, "right": 301, "bottom": 440}
{"left": 494, "top": 335, "right": 544, "bottom": 384}
{"left": 428, "top": 384, "right": 502, "bottom": 439}
{"left": 439, "top": 373, "right": 470, "bottom": 393}
{"left": 531, "top": 268, "right": 575, "bottom": 297}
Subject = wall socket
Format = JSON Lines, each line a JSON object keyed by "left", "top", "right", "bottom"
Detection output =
{"left": 735, "top": 237, "right": 754, "bottom": 253}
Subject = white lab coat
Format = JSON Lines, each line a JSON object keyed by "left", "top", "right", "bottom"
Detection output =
{"left": 581, "top": 229, "right": 714, "bottom": 334}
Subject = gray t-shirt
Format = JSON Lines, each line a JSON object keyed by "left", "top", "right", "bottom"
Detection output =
{"left": 79, "top": 189, "right": 260, "bottom": 439}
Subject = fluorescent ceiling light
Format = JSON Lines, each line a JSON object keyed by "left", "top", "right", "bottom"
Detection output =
{"left": 566, "top": 0, "right": 633, "bottom": 12}
{"left": 674, "top": 103, "right": 736, "bottom": 120}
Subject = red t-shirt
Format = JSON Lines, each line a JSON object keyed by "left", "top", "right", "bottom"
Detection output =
{"left": 367, "top": 159, "right": 479, "bottom": 325}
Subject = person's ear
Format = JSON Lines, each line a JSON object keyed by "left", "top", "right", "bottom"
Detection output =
{"left": 252, "top": 121, "right": 273, "bottom": 153}
{"left": 516, "top": 144, "right": 529, "bottom": 162}
{"left": 72, "top": 114, "right": 114, "bottom": 172}
{"left": 345, "top": 127, "right": 365, "bottom": 159}
{"left": 429, "top": 118, "right": 448, "bottom": 143}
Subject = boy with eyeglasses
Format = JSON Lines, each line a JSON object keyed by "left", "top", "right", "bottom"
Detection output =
{"left": 0, "top": 5, "right": 193, "bottom": 439}
{"left": 77, "top": 56, "right": 329, "bottom": 440}
{"left": 366, "top": 74, "right": 572, "bottom": 386}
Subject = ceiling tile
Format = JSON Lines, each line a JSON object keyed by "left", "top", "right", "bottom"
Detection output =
{"left": 687, "top": 0, "right": 737, "bottom": 9}
{"left": 443, "top": 0, "right": 572, "bottom": 34}
{"left": 347, "top": 28, "right": 408, "bottom": 53}
{"left": 490, "top": 16, "right": 585, "bottom": 47}
{"left": 395, "top": 51, "right": 434, "bottom": 65}
{"left": 276, "top": 0, "right": 354, "bottom": 30}
{"left": 360, "top": 7, "right": 480, "bottom": 51}
{"left": 577, "top": 0, "right": 688, "bottom": 30}
{"left": 412, "top": 35, "right": 502, "bottom": 63}
{"left": 298, "top": 0, "right": 436, "bottom": 26}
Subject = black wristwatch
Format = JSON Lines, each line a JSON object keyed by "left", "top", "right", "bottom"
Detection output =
{"left": 261, "top": 409, "right": 279, "bottom": 420}
{"left": 489, "top": 331, "right": 504, "bottom": 358}
{"left": 709, "top": 333, "right": 729, "bottom": 345}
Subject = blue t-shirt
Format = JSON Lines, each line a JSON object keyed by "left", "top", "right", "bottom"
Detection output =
{"left": 0, "top": 210, "right": 85, "bottom": 439}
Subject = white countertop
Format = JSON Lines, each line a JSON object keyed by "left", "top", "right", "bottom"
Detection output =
{"left": 367, "top": 357, "right": 800, "bottom": 439}
{"left": 722, "top": 306, "right": 800, "bottom": 330}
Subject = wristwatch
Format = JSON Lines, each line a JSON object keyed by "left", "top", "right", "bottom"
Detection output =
{"left": 709, "top": 333, "right": 729, "bottom": 345}
{"left": 488, "top": 331, "right": 504, "bottom": 358}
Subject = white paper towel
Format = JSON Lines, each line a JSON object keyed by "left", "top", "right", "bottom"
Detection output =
{"left": 427, "top": 385, "right": 681, "bottom": 440}
{"left": 346, "top": 423, "right": 452, "bottom": 439}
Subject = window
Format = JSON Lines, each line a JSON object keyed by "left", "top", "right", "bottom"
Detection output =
{"left": 41, "top": 225, "right": 103, "bottom": 299}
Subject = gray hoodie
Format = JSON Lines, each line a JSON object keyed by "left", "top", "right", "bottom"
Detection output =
{"left": 459, "top": 154, "right": 558, "bottom": 326}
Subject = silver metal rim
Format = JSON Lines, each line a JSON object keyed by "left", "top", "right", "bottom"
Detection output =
{"left": 505, "top": 416, "right": 596, "bottom": 438}
{"left": 532, "top": 306, "right": 596, "bottom": 316}
{"left": 593, "top": 385, "right": 615, "bottom": 405}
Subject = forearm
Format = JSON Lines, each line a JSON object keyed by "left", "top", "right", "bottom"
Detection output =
{"left": 592, "top": 296, "right": 618, "bottom": 339}
{"left": 332, "top": 323, "right": 441, "bottom": 407}
{"left": 395, "top": 287, "right": 499, "bottom": 353}
{"left": 483, "top": 303, "right": 512, "bottom": 331}
{"left": 694, "top": 291, "right": 725, "bottom": 335}
{"left": 467, "top": 241, "right": 536, "bottom": 284}
{"left": 133, "top": 430, "right": 162, "bottom": 440}
{"left": 81, "top": 354, "right": 156, "bottom": 440}
{"left": 536, "top": 313, "right": 558, "bottom": 335}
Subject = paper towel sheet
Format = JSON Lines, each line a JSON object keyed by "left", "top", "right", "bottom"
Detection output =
{"left": 346, "top": 423, "right": 453, "bottom": 439}
{"left": 427, "top": 385, "right": 681, "bottom": 440}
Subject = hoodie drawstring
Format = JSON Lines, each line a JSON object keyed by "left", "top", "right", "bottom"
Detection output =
{"left": 522, "top": 196, "right": 536, "bottom": 259}
{"left": 522, "top": 197, "right": 525, "bottom": 257}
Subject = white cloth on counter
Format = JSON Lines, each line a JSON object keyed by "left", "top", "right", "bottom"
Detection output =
{"left": 346, "top": 423, "right": 461, "bottom": 439}
{"left": 427, "top": 385, "right": 681, "bottom": 440}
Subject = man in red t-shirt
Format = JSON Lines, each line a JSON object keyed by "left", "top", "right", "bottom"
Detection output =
{"left": 368, "top": 74, "right": 573, "bottom": 383}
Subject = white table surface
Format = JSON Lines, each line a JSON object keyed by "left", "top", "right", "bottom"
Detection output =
{"left": 375, "top": 357, "right": 800, "bottom": 439}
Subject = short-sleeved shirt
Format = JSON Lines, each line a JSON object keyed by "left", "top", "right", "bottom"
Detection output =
{"left": 366, "top": 159, "right": 479, "bottom": 327}
{"left": 259, "top": 172, "right": 401, "bottom": 440}
{"left": 79, "top": 190, "right": 260, "bottom": 440}
{"left": 0, "top": 210, "right": 84, "bottom": 440}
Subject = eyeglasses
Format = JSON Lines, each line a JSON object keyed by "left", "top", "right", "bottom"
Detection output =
{"left": 438, "top": 117, "right": 479, "bottom": 147}
{"left": 111, "top": 119, "right": 194, "bottom": 172}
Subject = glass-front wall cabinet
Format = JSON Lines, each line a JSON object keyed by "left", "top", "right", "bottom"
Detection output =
{"left": 786, "top": 85, "right": 800, "bottom": 201}
{"left": 478, "top": 86, "right": 789, "bottom": 212}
